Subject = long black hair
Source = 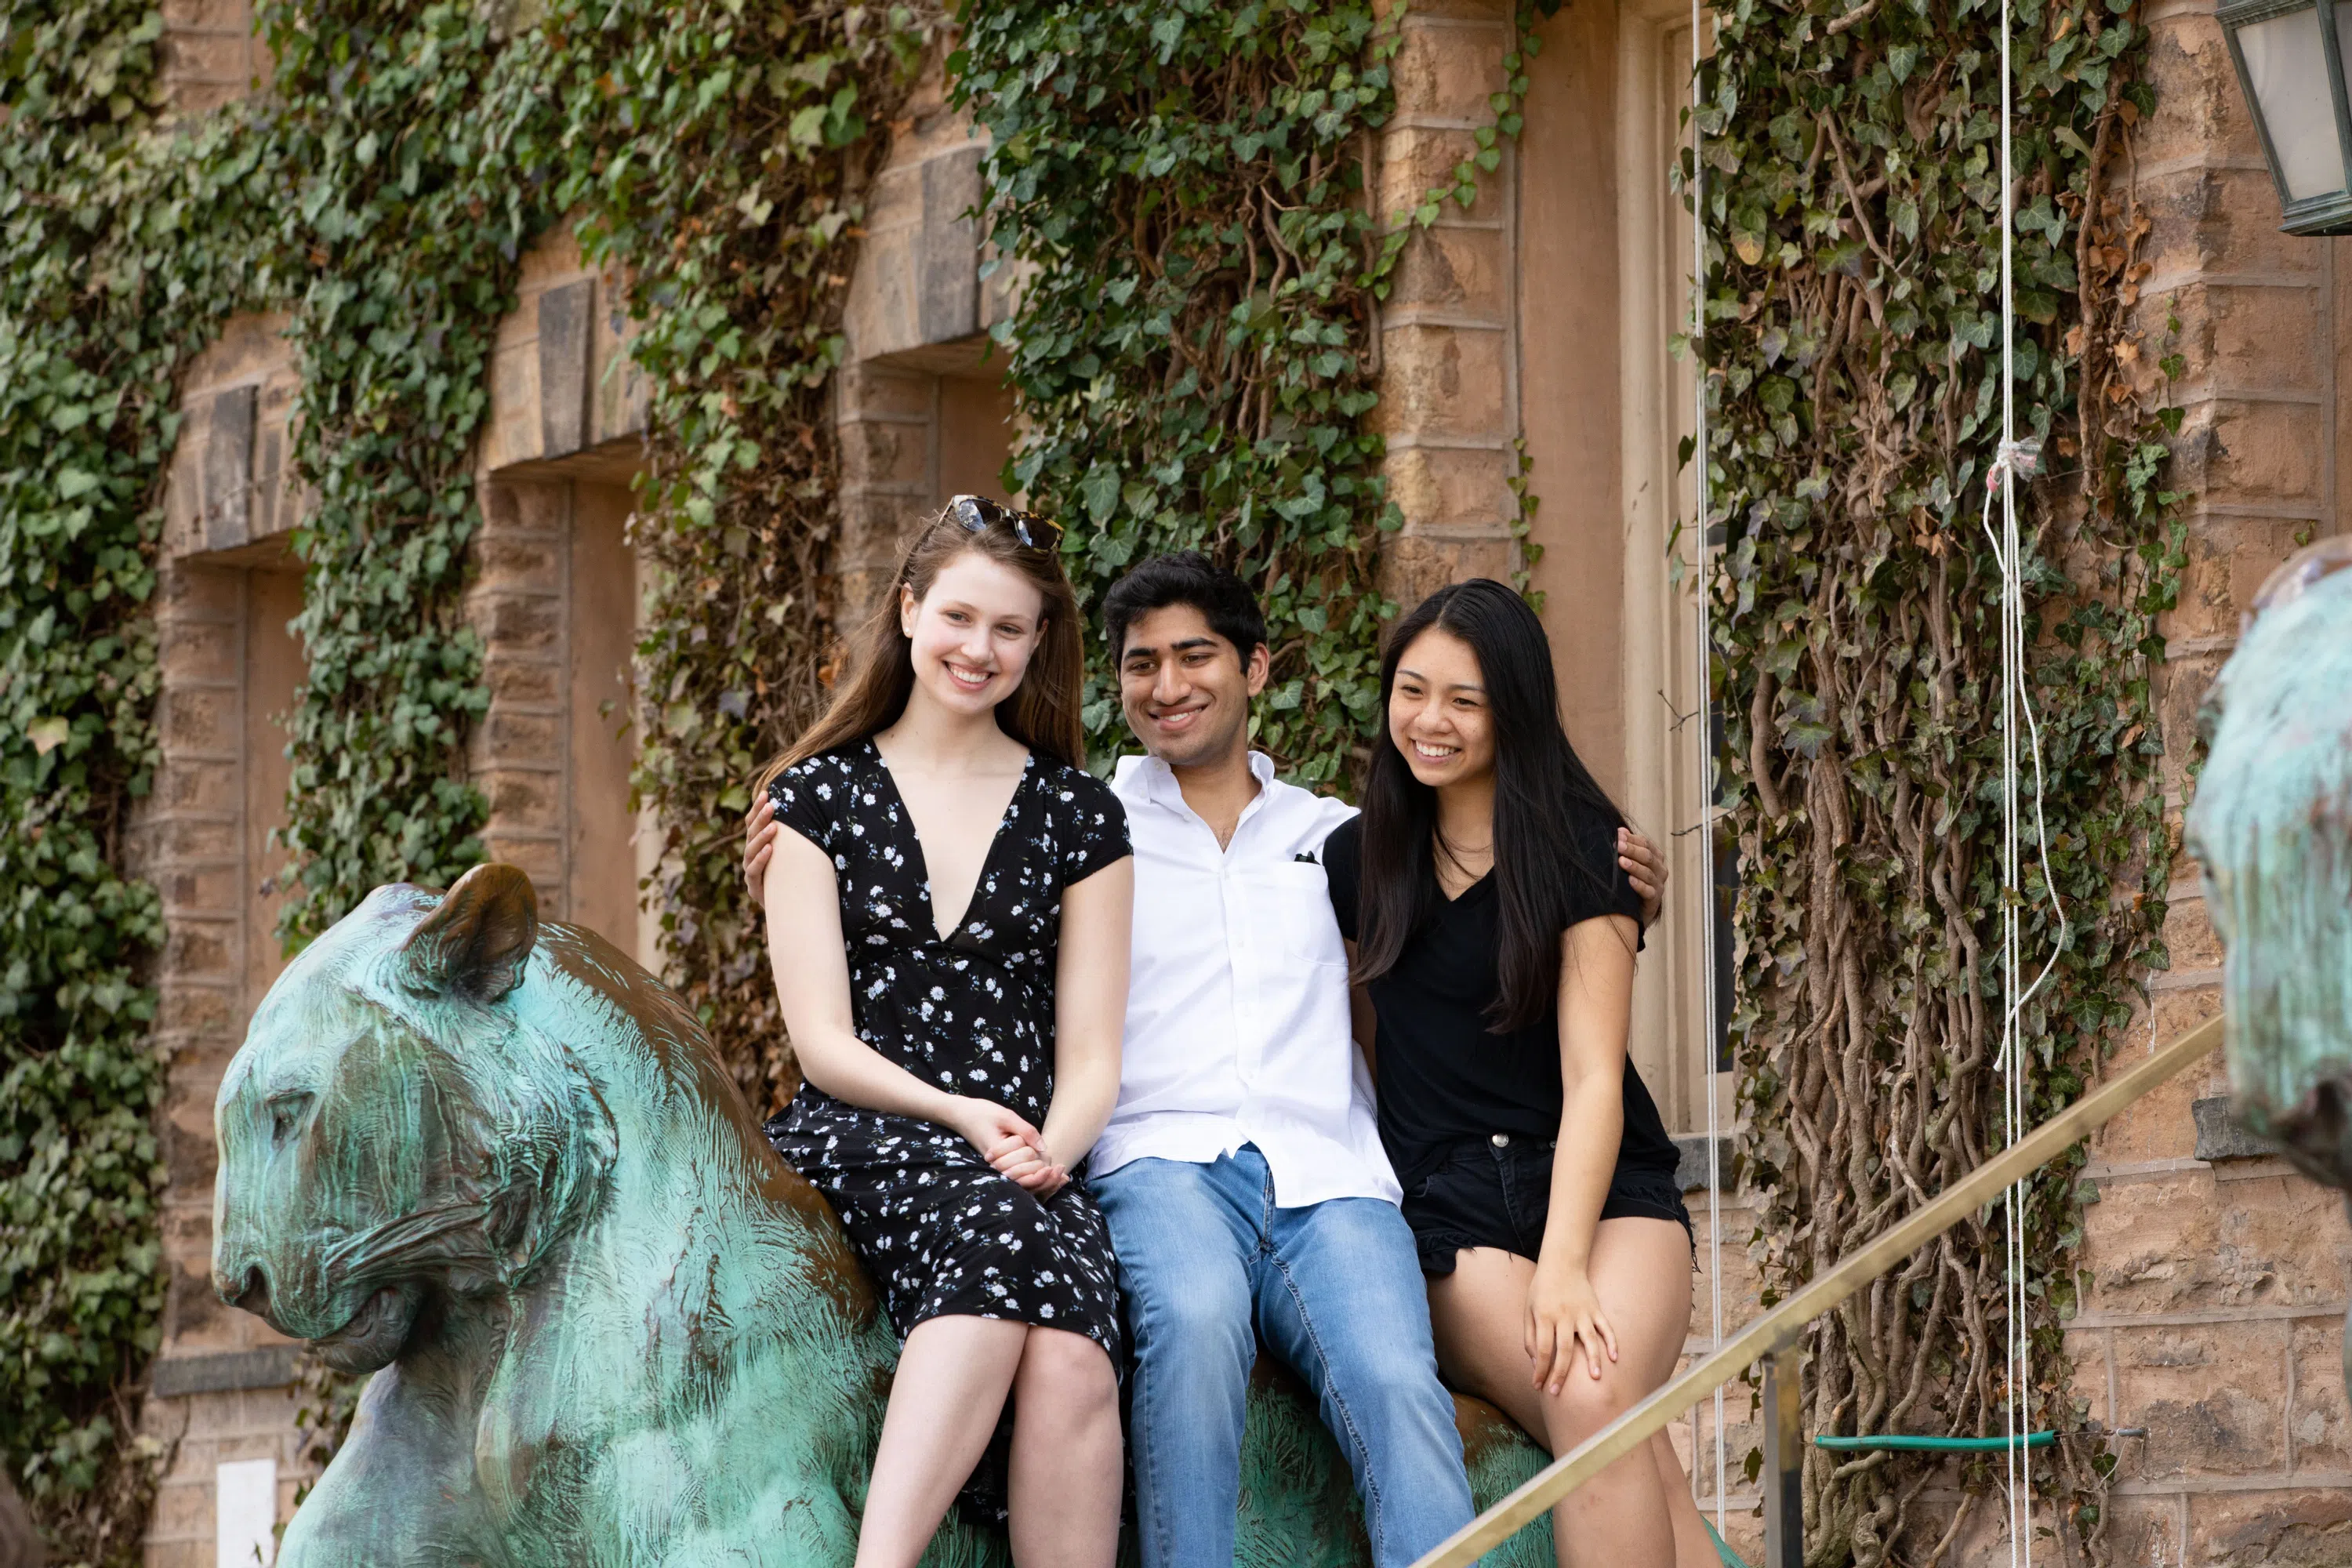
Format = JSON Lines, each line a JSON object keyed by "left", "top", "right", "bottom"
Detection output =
{"left": 1355, "top": 579, "right": 1629, "bottom": 1032}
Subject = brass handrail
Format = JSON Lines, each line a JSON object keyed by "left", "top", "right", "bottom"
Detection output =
{"left": 1412, "top": 1011, "right": 2227, "bottom": 1568}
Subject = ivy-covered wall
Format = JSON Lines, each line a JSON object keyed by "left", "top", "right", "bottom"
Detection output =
{"left": 1694, "top": 0, "right": 2183, "bottom": 1553}
{"left": 18, "top": 0, "right": 2339, "bottom": 1562}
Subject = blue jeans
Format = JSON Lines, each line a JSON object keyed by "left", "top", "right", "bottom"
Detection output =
{"left": 1090, "top": 1148, "right": 1477, "bottom": 1568}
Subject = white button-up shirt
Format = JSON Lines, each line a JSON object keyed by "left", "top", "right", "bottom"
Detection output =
{"left": 1091, "top": 751, "right": 1403, "bottom": 1208}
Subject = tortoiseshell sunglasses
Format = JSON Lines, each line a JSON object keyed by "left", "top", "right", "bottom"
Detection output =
{"left": 947, "top": 493, "right": 1063, "bottom": 552}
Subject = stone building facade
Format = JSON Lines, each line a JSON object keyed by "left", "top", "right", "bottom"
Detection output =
{"left": 129, "top": 0, "right": 2347, "bottom": 1563}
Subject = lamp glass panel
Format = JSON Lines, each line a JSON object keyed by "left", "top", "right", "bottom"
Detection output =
{"left": 2241, "top": 5, "right": 2343, "bottom": 198}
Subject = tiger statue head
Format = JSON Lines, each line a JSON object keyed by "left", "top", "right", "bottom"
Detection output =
{"left": 212, "top": 866, "right": 617, "bottom": 1373}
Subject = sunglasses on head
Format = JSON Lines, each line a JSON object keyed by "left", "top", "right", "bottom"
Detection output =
{"left": 948, "top": 494, "right": 1063, "bottom": 552}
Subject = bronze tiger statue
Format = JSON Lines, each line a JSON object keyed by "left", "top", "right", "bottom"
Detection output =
{"left": 211, "top": 862, "right": 1555, "bottom": 1566}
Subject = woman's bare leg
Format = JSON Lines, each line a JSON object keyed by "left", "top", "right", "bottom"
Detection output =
{"left": 1428, "top": 1220, "right": 1699, "bottom": 1568}
{"left": 1006, "top": 1327, "right": 1122, "bottom": 1568}
{"left": 856, "top": 1315, "right": 1029, "bottom": 1568}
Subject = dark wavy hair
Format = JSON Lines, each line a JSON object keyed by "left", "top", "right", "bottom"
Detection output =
{"left": 1102, "top": 550, "right": 1269, "bottom": 663}
{"left": 1354, "top": 579, "right": 1629, "bottom": 1031}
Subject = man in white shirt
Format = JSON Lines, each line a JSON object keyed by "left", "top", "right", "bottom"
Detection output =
{"left": 1083, "top": 553, "right": 1468, "bottom": 1568}
{"left": 745, "top": 552, "right": 1667, "bottom": 1565}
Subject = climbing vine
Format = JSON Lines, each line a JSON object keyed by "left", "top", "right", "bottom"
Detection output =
{"left": 955, "top": 0, "right": 1551, "bottom": 785}
{"left": 9, "top": 0, "right": 2190, "bottom": 1560}
{"left": 0, "top": 2, "right": 281, "bottom": 1557}
{"left": 1693, "top": 0, "right": 2182, "bottom": 1557}
{"left": 553, "top": 0, "right": 941, "bottom": 1107}
{"left": 3, "top": 0, "right": 931, "bottom": 1552}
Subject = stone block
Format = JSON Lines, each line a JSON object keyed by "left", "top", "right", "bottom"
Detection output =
{"left": 158, "top": 860, "right": 242, "bottom": 916}
{"left": 2087, "top": 1494, "right": 2183, "bottom": 1568}
{"left": 156, "top": 983, "right": 234, "bottom": 1036}
{"left": 483, "top": 340, "right": 541, "bottom": 472}
{"left": 1392, "top": 20, "right": 1507, "bottom": 122}
{"left": 2091, "top": 1054, "right": 2205, "bottom": 1164}
{"left": 2134, "top": 12, "right": 2259, "bottom": 172}
{"left": 2200, "top": 280, "right": 2327, "bottom": 397}
{"left": 2187, "top": 1487, "right": 2352, "bottom": 1567}
{"left": 252, "top": 393, "right": 295, "bottom": 542}
{"left": 1373, "top": 324, "right": 1508, "bottom": 441}
{"left": 165, "top": 1260, "right": 233, "bottom": 1348}
{"left": 146, "top": 1469, "right": 216, "bottom": 1544}
{"left": 1383, "top": 443, "right": 1511, "bottom": 532}
{"left": 2289, "top": 1313, "right": 2351, "bottom": 1472}
{"left": 147, "top": 815, "right": 239, "bottom": 863}
{"left": 159, "top": 30, "right": 251, "bottom": 85}
{"left": 471, "top": 532, "right": 562, "bottom": 593}
{"left": 151, "top": 758, "right": 241, "bottom": 815}
{"left": 919, "top": 145, "right": 983, "bottom": 347}
{"left": 538, "top": 278, "right": 593, "bottom": 459}
{"left": 483, "top": 654, "right": 561, "bottom": 707}
{"left": 517, "top": 223, "right": 586, "bottom": 289}
{"left": 840, "top": 416, "right": 931, "bottom": 489}
{"left": 162, "top": 1113, "right": 219, "bottom": 1200}
{"left": 162, "top": 924, "right": 234, "bottom": 983}
{"left": 2083, "top": 1168, "right": 2349, "bottom": 1316}
{"left": 150, "top": 1346, "right": 299, "bottom": 1399}
{"left": 2113, "top": 1320, "right": 2288, "bottom": 1478}
{"left": 2194, "top": 401, "right": 2326, "bottom": 506}
{"left": 478, "top": 837, "right": 563, "bottom": 890}
{"left": 162, "top": 0, "right": 249, "bottom": 27}
{"left": 1675, "top": 1134, "right": 1733, "bottom": 1195}
{"left": 472, "top": 591, "right": 562, "bottom": 655}
{"left": 158, "top": 562, "right": 242, "bottom": 619}
{"left": 485, "top": 770, "right": 562, "bottom": 827}
{"left": 840, "top": 363, "right": 938, "bottom": 421}
{"left": 1388, "top": 224, "right": 1508, "bottom": 316}
{"left": 2194, "top": 1096, "right": 2282, "bottom": 1162}
{"left": 160, "top": 687, "right": 236, "bottom": 753}
{"left": 2155, "top": 649, "right": 2229, "bottom": 800}
{"left": 1377, "top": 126, "right": 1495, "bottom": 223}
{"left": 476, "top": 709, "right": 562, "bottom": 765}
{"left": 1379, "top": 532, "right": 1514, "bottom": 608}
{"left": 592, "top": 274, "right": 648, "bottom": 445}
{"left": 159, "top": 615, "right": 241, "bottom": 684}
{"left": 201, "top": 386, "right": 255, "bottom": 554}
{"left": 865, "top": 159, "right": 927, "bottom": 237}
{"left": 2141, "top": 169, "right": 2324, "bottom": 286}
{"left": 165, "top": 78, "right": 245, "bottom": 115}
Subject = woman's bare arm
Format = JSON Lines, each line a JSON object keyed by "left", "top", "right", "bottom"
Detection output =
{"left": 1028, "top": 858, "right": 1134, "bottom": 1190}
{"left": 1527, "top": 913, "right": 1641, "bottom": 1394}
{"left": 1343, "top": 936, "right": 1377, "bottom": 1079}
{"left": 763, "top": 831, "right": 1039, "bottom": 1156}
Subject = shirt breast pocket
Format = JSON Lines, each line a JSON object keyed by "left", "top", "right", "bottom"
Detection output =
{"left": 1254, "top": 861, "right": 1348, "bottom": 971}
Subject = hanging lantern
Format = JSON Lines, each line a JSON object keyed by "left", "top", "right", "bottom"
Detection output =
{"left": 2220, "top": 0, "right": 2352, "bottom": 234}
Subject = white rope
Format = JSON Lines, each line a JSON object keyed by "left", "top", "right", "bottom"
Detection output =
{"left": 1986, "top": 0, "right": 2068, "bottom": 1554}
{"left": 1686, "top": 2, "right": 1728, "bottom": 1539}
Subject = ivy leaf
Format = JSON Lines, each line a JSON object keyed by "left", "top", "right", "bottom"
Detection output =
{"left": 27, "top": 717, "right": 70, "bottom": 756}
{"left": 1080, "top": 461, "right": 1120, "bottom": 524}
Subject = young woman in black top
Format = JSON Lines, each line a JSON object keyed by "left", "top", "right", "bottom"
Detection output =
{"left": 1323, "top": 579, "right": 1708, "bottom": 1568}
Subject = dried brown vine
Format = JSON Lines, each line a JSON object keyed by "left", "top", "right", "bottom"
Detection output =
{"left": 1697, "top": 0, "right": 2183, "bottom": 1559}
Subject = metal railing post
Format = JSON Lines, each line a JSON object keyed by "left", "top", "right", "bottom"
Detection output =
{"left": 1762, "top": 1338, "right": 1804, "bottom": 1568}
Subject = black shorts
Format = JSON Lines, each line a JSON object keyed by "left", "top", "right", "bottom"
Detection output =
{"left": 1401, "top": 1134, "right": 1694, "bottom": 1276}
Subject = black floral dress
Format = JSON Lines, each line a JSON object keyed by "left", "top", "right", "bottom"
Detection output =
{"left": 763, "top": 740, "right": 1130, "bottom": 1368}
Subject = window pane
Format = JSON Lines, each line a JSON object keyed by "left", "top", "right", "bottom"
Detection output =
{"left": 2242, "top": 7, "right": 2343, "bottom": 199}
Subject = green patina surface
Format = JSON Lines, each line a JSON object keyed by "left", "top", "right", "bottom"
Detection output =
{"left": 2186, "top": 539, "right": 2352, "bottom": 1175}
{"left": 212, "top": 862, "right": 1556, "bottom": 1566}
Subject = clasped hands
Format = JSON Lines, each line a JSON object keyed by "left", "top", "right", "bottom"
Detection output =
{"left": 949, "top": 1094, "right": 1070, "bottom": 1198}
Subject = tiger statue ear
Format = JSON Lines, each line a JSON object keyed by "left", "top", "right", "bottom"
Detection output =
{"left": 400, "top": 864, "right": 539, "bottom": 1004}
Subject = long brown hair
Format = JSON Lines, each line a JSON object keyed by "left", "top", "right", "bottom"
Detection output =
{"left": 1355, "top": 579, "right": 1629, "bottom": 1031}
{"left": 755, "top": 506, "right": 1087, "bottom": 796}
